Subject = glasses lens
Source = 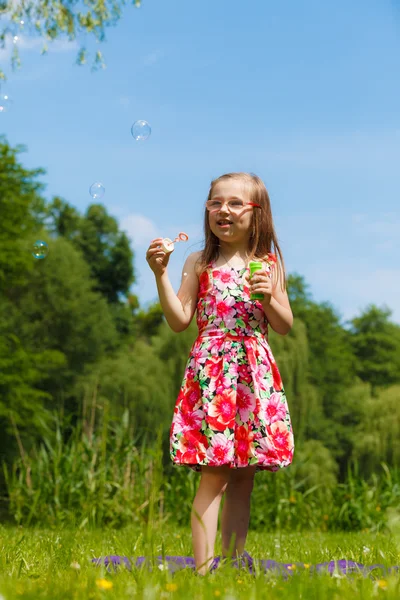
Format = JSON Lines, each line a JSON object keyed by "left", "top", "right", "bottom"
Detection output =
{"left": 228, "top": 200, "right": 245, "bottom": 211}
{"left": 206, "top": 200, "right": 247, "bottom": 212}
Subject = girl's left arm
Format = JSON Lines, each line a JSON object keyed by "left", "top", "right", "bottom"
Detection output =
{"left": 262, "top": 263, "right": 293, "bottom": 335}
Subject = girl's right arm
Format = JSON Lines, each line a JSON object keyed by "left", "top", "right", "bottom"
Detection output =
{"left": 147, "top": 239, "right": 200, "bottom": 333}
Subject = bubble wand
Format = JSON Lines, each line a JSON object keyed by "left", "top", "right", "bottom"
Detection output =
{"left": 161, "top": 232, "right": 189, "bottom": 254}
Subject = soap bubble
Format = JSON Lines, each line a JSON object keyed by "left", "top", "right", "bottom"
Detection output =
{"left": 89, "top": 182, "right": 105, "bottom": 199}
{"left": 0, "top": 94, "right": 12, "bottom": 113}
{"left": 131, "top": 120, "right": 151, "bottom": 141}
{"left": 32, "top": 240, "right": 49, "bottom": 259}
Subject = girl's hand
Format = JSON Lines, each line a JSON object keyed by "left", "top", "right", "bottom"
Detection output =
{"left": 245, "top": 269, "right": 273, "bottom": 305}
{"left": 146, "top": 238, "right": 171, "bottom": 277}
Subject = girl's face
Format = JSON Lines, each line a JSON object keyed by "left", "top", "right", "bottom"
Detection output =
{"left": 208, "top": 179, "right": 254, "bottom": 245}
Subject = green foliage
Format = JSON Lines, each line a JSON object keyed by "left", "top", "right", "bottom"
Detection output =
{"left": 47, "top": 199, "right": 135, "bottom": 303}
{"left": 348, "top": 305, "right": 400, "bottom": 392}
{"left": 0, "top": 137, "right": 46, "bottom": 288}
{"left": 4, "top": 410, "right": 400, "bottom": 535}
{"left": 269, "top": 319, "right": 311, "bottom": 444}
{"left": 3, "top": 411, "right": 165, "bottom": 528}
{"left": 73, "top": 340, "right": 174, "bottom": 440}
{"left": 152, "top": 320, "right": 198, "bottom": 395}
{"left": 14, "top": 235, "right": 118, "bottom": 397}
{"left": 0, "top": 0, "right": 142, "bottom": 79}
{"left": 352, "top": 384, "right": 400, "bottom": 472}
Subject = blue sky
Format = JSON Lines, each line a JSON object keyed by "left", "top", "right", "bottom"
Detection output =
{"left": 1, "top": 0, "right": 400, "bottom": 325}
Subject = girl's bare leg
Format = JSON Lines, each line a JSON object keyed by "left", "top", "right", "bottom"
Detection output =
{"left": 191, "top": 465, "right": 229, "bottom": 575}
{"left": 221, "top": 466, "right": 256, "bottom": 558}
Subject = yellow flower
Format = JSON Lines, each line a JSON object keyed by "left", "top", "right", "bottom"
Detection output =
{"left": 214, "top": 592, "right": 221, "bottom": 597}
{"left": 287, "top": 564, "right": 296, "bottom": 570}
{"left": 304, "top": 563, "right": 311, "bottom": 568}
{"left": 237, "top": 579, "right": 243, "bottom": 584}
{"left": 96, "top": 578, "right": 113, "bottom": 590}
{"left": 166, "top": 583, "right": 178, "bottom": 592}
{"left": 289, "top": 495, "right": 296, "bottom": 503}
{"left": 376, "top": 506, "right": 381, "bottom": 512}
{"left": 377, "top": 579, "right": 387, "bottom": 589}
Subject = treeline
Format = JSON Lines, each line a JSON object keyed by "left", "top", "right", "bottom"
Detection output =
{"left": 1, "top": 136, "right": 400, "bottom": 525}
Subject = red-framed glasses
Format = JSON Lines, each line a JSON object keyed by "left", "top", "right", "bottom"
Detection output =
{"left": 206, "top": 199, "right": 261, "bottom": 213}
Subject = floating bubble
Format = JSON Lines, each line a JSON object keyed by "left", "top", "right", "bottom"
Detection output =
{"left": 89, "top": 182, "right": 105, "bottom": 199}
{"left": 0, "top": 94, "right": 12, "bottom": 113}
{"left": 32, "top": 240, "right": 49, "bottom": 259}
{"left": 131, "top": 120, "right": 151, "bottom": 141}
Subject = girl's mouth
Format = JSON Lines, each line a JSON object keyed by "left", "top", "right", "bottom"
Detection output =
{"left": 217, "top": 220, "right": 232, "bottom": 228}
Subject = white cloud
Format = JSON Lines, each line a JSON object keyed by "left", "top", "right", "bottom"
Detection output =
{"left": 120, "top": 214, "right": 158, "bottom": 247}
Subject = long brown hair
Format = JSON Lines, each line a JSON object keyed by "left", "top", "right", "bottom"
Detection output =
{"left": 197, "top": 172, "right": 287, "bottom": 291}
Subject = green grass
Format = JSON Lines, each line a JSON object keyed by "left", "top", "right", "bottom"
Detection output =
{"left": 0, "top": 524, "right": 399, "bottom": 599}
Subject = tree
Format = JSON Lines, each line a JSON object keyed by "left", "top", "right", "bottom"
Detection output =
{"left": 0, "top": 136, "right": 46, "bottom": 290}
{"left": 10, "top": 235, "right": 119, "bottom": 420}
{"left": 47, "top": 199, "right": 135, "bottom": 304}
{"left": 0, "top": 0, "right": 142, "bottom": 79}
{"left": 352, "top": 383, "right": 400, "bottom": 472}
{"left": 348, "top": 305, "right": 400, "bottom": 393}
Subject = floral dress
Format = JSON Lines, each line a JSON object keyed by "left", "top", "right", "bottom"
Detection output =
{"left": 169, "top": 253, "right": 294, "bottom": 472}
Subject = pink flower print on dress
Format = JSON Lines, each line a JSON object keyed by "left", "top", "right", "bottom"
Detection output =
{"left": 255, "top": 437, "right": 280, "bottom": 465}
{"left": 177, "top": 429, "right": 208, "bottom": 464}
{"left": 216, "top": 297, "right": 236, "bottom": 329}
{"left": 226, "top": 359, "right": 239, "bottom": 380}
{"left": 213, "top": 269, "right": 237, "bottom": 292}
{"left": 192, "top": 344, "right": 211, "bottom": 366}
{"left": 237, "top": 383, "right": 256, "bottom": 423}
{"left": 235, "top": 425, "right": 254, "bottom": 466}
{"left": 244, "top": 339, "right": 258, "bottom": 371}
{"left": 267, "top": 422, "right": 294, "bottom": 458}
{"left": 206, "top": 433, "right": 234, "bottom": 465}
{"left": 170, "top": 254, "right": 294, "bottom": 473}
{"left": 181, "top": 380, "right": 202, "bottom": 414}
{"left": 209, "top": 335, "right": 224, "bottom": 355}
{"left": 198, "top": 270, "right": 211, "bottom": 298}
{"left": 234, "top": 300, "right": 248, "bottom": 319}
{"left": 175, "top": 408, "right": 203, "bottom": 433}
{"left": 204, "top": 356, "right": 223, "bottom": 380}
{"left": 261, "top": 393, "right": 287, "bottom": 425}
{"left": 207, "top": 389, "right": 236, "bottom": 431}
{"left": 254, "top": 362, "right": 272, "bottom": 391}
{"left": 252, "top": 305, "right": 265, "bottom": 321}
{"left": 271, "top": 359, "right": 283, "bottom": 390}
{"left": 214, "top": 370, "right": 235, "bottom": 395}
{"left": 237, "top": 362, "right": 252, "bottom": 385}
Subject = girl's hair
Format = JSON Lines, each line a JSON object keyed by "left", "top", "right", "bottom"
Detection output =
{"left": 198, "top": 172, "right": 287, "bottom": 291}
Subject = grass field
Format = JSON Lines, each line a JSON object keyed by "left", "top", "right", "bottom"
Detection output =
{"left": 0, "top": 524, "right": 399, "bottom": 599}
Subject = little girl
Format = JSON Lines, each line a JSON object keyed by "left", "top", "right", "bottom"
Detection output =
{"left": 146, "top": 172, "right": 294, "bottom": 575}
